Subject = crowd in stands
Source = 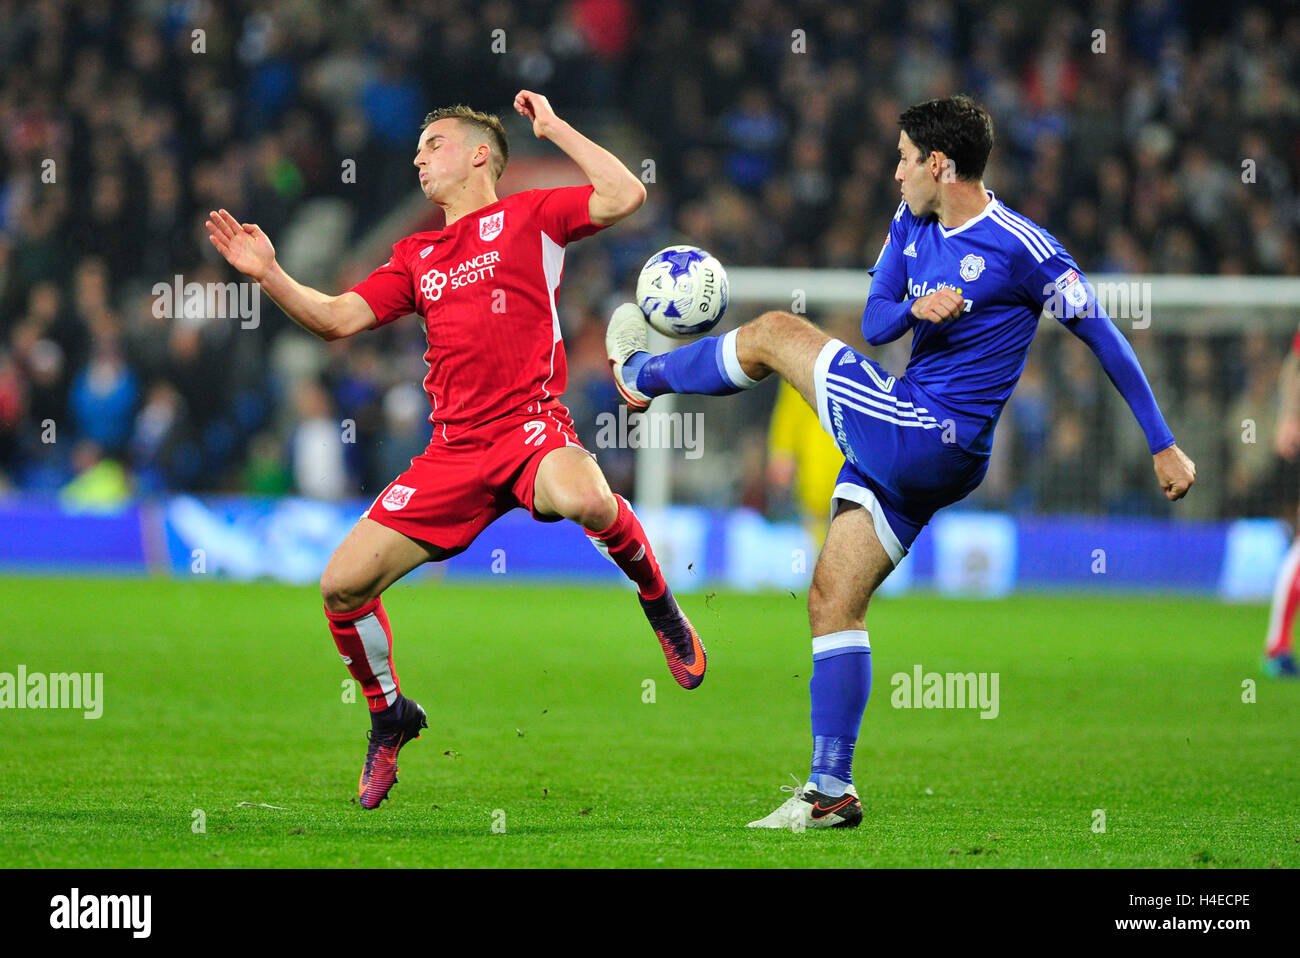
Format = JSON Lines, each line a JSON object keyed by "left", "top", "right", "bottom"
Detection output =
{"left": 0, "top": 0, "right": 1297, "bottom": 519}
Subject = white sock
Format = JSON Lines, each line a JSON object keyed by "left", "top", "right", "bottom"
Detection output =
{"left": 809, "top": 772, "right": 851, "bottom": 797}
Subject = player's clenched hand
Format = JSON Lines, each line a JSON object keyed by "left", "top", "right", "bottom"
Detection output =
{"left": 205, "top": 209, "right": 275, "bottom": 282}
{"left": 514, "top": 90, "right": 559, "bottom": 139}
{"left": 910, "top": 288, "right": 965, "bottom": 325}
{"left": 1153, "top": 444, "right": 1195, "bottom": 501}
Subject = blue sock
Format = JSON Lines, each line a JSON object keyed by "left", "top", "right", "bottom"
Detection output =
{"left": 621, "top": 350, "right": 653, "bottom": 390}
{"left": 628, "top": 329, "right": 759, "bottom": 398}
{"left": 808, "top": 633, "right": 872, "bottom": 797}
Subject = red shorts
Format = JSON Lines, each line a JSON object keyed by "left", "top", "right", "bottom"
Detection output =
{"left": 363, "top": 403, "right": 590, "bottom": 555}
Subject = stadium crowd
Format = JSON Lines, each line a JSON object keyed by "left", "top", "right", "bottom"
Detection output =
{"left": 0, "top": 0, "right": 1297, "bottom": 519}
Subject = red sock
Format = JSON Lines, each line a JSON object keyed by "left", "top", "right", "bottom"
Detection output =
{"left": 325, "top": 596, "right": 402, "bottom": 712}
{"left": 586, "top": 494, "right": 667, "bottom": 600}
{"left": 1266, "top": 537, "right": 1300, "bottom": 657}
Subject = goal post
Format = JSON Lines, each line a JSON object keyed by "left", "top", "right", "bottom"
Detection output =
{"left": 633, "top": 269, "right": 1300, "bottom": 511}
{"left": 722, "top": 269, "right": 1300, "bottom": 322}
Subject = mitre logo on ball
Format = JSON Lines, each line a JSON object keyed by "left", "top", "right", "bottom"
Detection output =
{"left": 635, "top": 245, "right": 729, "bottom": 338}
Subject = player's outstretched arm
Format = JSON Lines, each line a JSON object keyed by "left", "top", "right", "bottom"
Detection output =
{"left": 1063, "top": 308, "right": 1194, "bottom": 501}
{"left": 513, "top": 90, "right": 646, "bottom": 226}
{"left": 205, "top": 208, "right": 374, "bottom": 341}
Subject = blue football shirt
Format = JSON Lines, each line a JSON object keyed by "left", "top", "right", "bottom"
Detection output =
{"left": 864, "top": 191, "right": 1172, "bottom": 457}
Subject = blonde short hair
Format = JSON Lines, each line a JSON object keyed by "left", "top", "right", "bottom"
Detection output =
{"left": 421, "top": 106, "right": 509, "bottom": 180}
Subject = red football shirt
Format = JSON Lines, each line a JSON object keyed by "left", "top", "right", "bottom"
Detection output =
{"left": 349, "top": 185, "right": 603, "bottom": 442}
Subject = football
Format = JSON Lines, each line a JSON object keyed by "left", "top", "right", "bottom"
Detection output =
{"left": 635, "top": 245, "right": 729, "bottom": 338}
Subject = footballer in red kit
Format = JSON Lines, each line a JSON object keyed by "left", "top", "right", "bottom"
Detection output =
{"left": 351, "top": 184, "right": 604, "bottom": 552}
{"left": 206, "top": 91, "right": 706, "bottom": 810}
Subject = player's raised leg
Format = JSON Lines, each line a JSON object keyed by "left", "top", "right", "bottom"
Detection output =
{"left": 532, "top": 446, "right": 707, "bottom": 689}
{"left": 607, "top": 305, "right": 830, "bottom": 412}
{"left": 321, "top": 518, "right": 448, "bottom": 808}
{"left": 748, "top": 500, "right": 893, "bottom": 829}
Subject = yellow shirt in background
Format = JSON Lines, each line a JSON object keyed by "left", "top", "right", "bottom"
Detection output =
{"left": 768, "top": 380, "right": 845, "bottom": 536}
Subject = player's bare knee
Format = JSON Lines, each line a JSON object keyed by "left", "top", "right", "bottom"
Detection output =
{"left": 747, "top": 311, "right": 812, "bottom": 362}
{"left": 543, "top": 477, "right": 611, "bottom": 528}
{"left": 319, "top": 575, "right": 347, "bottom": 612}
{"left": 808, "top": 579, "right": 870, "bottom": 635}
{"left": 753, "top": 310, "right": 810, "bottom": 338}
{"left": 570, "top": 486, "right": 617, "bottom": 530}
{"left": 320, "top": 572, "right": 371, "bottom": 614}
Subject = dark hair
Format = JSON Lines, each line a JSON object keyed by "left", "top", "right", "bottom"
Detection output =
{"left": 421, "top": 105, "right": 510, "bottom": 180}
{"left": 899, "top": 95, "right": 994, "bottom": 181}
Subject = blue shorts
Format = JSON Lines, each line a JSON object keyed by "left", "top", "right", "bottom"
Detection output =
{"left": 813, "top": 339, "right": 989, "bottom": 565}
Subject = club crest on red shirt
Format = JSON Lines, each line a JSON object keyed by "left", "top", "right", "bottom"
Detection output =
{"left": 381, "top": 484, "right": 416, "bottom": 510}
{"left": 479, "top": 210, "right": 504, "bottom": 241}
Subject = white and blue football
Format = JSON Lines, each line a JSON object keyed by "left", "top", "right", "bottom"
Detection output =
{"left": 635, "top": 245, "right": 728, "bottom": 338}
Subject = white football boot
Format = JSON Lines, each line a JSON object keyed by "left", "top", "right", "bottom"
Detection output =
{"left": 605, "top": 302, "right": 652, "bottom": 411}
{"left": 747, "top": 776, "right": 863, "bottom": 830}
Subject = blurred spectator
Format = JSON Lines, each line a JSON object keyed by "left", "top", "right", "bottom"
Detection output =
{"left": 60, "top": 440, "right": 130, "bottom": 511}
{"left": 374, "top": 383, "right": 432, "bottom": 490}
{"left": 0, "top": 349, "right": 24, "bottom": 473}
{"left": 130, "top": 380, "right": 198, "bottom": 494}
{"left": 1225, "top": 342, "right": 1283, "bottom": 514}
{"left": 242, "top": 430, "right": 293, "bottom": 496}
{"left": 1174, "top": 337, "right": 1226, "bottom": 520}
{"left": 69, "top": 330, "right": 138, "bottom": 454}
{"left": 290, "top": 379, "right": 347, "bottom": 501}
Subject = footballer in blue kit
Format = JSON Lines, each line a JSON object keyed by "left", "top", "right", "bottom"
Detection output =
{"left": 606, "top": 94, "right": 1197, "bottom": 829}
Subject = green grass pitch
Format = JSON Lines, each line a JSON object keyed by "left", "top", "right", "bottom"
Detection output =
{"left": 2, "top": 575, "right": 1296, "bottom": 868}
